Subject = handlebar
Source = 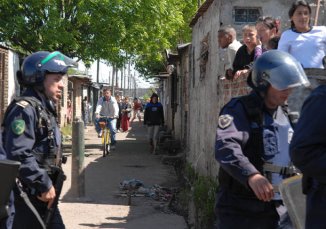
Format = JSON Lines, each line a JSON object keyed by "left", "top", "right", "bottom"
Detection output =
{"left": 99, "top": 116, "right": 114, "bottom": 119}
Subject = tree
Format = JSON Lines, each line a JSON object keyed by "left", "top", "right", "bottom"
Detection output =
{"left": 0, "top": 0, "right": 198, "bottom": 76}
{"left": 0, "top": 0, "right": 126, "bottom": 62}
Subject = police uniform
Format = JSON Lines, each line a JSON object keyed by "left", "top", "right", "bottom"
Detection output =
{"left": 0, "top": 134, "right": 14, "bottom": 229}
{"left": 290, "top": 85, "right": 326, "bottom": 229}
{"left": 215, "top": 92, "right": 294, "bottom": 229}
{"left": 2, "top": 88, "right": 64, "bottom": 229}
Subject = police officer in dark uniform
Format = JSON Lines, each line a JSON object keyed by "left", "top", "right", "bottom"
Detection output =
{"left": 2, "top": 51, "right": 77, "bottom": 229}
{"left": 214, "top": 50, "right": 310, "bottom": 229}
{"left": 290, "top": 73, "right": 326, "bottom": 229}
{"left": 0, "top": 133, "right": 14, "bottom": 229}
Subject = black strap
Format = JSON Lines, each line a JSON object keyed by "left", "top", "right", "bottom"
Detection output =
{"left": 239, "top": 93, "right": 265, "bottom": 170}
{"left": 2, "top": 96, "right": 56, "bottom": 155}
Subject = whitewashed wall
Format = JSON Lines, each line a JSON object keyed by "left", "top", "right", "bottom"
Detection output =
{"left": 188, "top": 0, "right": 221, "bottom": 177}
{"left": 7, "top": 50, "right": 20, "bottom": 104}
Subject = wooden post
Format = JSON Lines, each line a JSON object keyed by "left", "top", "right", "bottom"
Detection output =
{"left": 71, "top": 118, "right": 85, "bottom": 197}
{"left": 314, "top": 0, "right": 321, "bottom": 26}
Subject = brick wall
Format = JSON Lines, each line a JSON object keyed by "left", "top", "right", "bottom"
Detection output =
{"left": 0, "top": 48, "right": 8, "bottom": 123}
{"left": 219, "top": 76, "right": 251, "bottom": 107}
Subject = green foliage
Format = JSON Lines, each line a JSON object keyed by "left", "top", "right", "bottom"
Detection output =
{"left": 179, "top": 163, "right": 218, "bottom": 228}
{"left": 0, "top": 0, "right": 198, "bottom": 76}
{"left": 193, "top": 175, "right": 218, "bottom": 227}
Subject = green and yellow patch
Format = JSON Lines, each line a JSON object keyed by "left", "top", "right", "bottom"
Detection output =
{"left": 11, "top": 119, "right": 25, "bottom": 135}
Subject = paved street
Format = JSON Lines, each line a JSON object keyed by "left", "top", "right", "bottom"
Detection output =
{"left": 59, "top": 121, "right": 187, "bottom": 229}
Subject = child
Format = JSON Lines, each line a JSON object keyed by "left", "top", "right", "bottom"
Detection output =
{"left": 232, "top": 25, "right": 261, "bottom": 80}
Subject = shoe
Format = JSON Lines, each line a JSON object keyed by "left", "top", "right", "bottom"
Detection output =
{"left": 111, "top": 145, "right": 116, "bottom": 150}
{"left": 98, "top": 130, "right": 102, "bottom": 138}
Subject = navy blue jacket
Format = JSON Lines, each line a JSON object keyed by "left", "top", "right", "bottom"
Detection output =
{"left": 215, "top": 95, "right": 261, "bottom": 191}
{"left": 144, "top": 102, "right": 164, "bottom": 126}
{"left": 0, "top": 133, "right": 14, "bottom": 229}
{"left": 290, "top": 85, "right": 326, "bottom": 184}
{"left": 2, "top": 88, "right": 60, "bottom": 194}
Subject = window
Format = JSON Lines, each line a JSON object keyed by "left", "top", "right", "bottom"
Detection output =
{"left": 233, "top": 7, "right": 261, "bottom": 24}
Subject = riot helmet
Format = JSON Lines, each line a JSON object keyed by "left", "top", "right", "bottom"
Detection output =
{"left": 18, "top": 51, "right": 77, "bottom": 86}
{"left": 250, "top": 50, "right": 310, "bottom": 91}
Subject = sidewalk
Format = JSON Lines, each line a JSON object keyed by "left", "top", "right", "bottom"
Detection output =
{"left": 59, "top": 121, "right": 187, "bottom": 229}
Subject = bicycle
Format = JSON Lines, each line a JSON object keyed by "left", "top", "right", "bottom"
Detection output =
{"left": 99, "top": 116, "right": 112, "bottom": 157}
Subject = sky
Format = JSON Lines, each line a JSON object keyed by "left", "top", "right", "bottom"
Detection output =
{"left": 77, "top": 60, "right": 153, "bottom": 88}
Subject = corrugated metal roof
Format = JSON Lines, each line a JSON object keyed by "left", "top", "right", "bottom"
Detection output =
{"left": 190, "top": 0, "right": 215, "bottom": 27}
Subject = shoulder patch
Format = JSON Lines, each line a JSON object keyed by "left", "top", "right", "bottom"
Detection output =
{"left": 218, "top": 114, "right": 234, "bottom": 129}
{"left": 16, "top": 100, "right": 30, "bottom": 108}
{"left": 11, "top": 119, "right": 26, "bottom": 135}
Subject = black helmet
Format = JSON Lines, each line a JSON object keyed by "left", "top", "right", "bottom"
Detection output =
{"left": 18, "top": 51, "right": 77, "bottom": 86}
{"left": 250, "top": 50, "right": 310, "bottom": 91}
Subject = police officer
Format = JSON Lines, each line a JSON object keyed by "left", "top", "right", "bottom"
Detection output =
{"left": 214, "top": 50, "right": 310, "bottom": 229}
{"left": 290, "top": 73, "right": 326, "bottom": 228}
{"left": 2, "top": 51, "right": 77, "bottom": 229}
{"left": 0, "top": 133, "right": 14, "bottom": 229}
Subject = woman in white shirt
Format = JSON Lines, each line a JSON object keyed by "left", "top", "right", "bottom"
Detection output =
{"left": 278, "top": 0, "right": 326, "bottom": 69}
{"left": 278, "top": 0, "right": 326, "bottom": 114}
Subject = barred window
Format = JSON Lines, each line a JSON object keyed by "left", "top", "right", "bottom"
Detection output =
{"left": 233, "top": 7, "right": 261, "bottom": 24}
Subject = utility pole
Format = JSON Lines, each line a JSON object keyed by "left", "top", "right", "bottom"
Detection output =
{"left": 123, "top": 64, "right": 126, "bottom": 96}
{"left": 96, "top": 59, "right": 100, "bottom": 83}
{"left": 111, "top": 65, "right": 115, "bottom": 95}
{"left": 115, "top": 68, "right": 119, "bottom": 93}
{"left": 120, "top": 68, "right": 123, "bottom": 95}
{"left": 314, "top": 0, "right": 321, "bottom": 26}
{"left": 128, "top": 62, "right": 131, "bottom": 96}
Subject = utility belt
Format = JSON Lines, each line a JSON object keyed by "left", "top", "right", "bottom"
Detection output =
{"left": 263, "top": 163, "right": 299, "bottom": 193}
{"left": 263, "top": 163, "right": 299, "bottom": 176}
{"left": 219, "top": 163, "right": 299, "bottom": 196}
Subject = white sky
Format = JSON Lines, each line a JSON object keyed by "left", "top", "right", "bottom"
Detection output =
{"left": 77, "top": 60, "right": 152, "bottom": 88}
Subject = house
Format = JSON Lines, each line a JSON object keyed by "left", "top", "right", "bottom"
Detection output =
{"left": 67, "top": 74, "right": 94, "bottom": 125}
{"left": 0, "top": 45, "right": 21, "bottom": 123}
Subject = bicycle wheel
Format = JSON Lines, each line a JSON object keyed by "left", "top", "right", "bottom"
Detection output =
{"left": 106, "top": 129, "right": 111, "bottom": 155}
{"left": 102, "top": 129, "right": 107, "bottom": 157}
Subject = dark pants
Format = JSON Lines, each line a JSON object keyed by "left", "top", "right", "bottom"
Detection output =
{"left": 305, "top": 187, "right": 326, "bottom": 229}
{"left": 13, "top": 193, "right": 64, "bottom": 229}
{"left": 116, "top": 115, "right": 121, "bottom": 130}
{"left": 215, "top": 190, "right": 279, "bottom": 229}
{"left": 0, "top": 193, "right": 15, "bottom": 229}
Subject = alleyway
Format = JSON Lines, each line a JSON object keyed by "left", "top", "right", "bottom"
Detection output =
{"left": 59, "top": 121, "right": 187, "bottom": 229}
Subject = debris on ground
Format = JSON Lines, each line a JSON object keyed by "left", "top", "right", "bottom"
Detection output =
{"left": 119, "top": 179, "right": 177, "bottom": 202}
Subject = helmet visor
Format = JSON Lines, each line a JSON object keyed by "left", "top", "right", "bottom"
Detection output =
{"left": 267, "top": 60, "right": 310, "bottom": 90}
{"left": 38, "top": 51, "right": 78, "bottom": 74}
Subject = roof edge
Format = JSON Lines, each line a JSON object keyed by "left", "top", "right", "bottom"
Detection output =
{"left": 189, "top": 0, "right": 215, "bottom": 27}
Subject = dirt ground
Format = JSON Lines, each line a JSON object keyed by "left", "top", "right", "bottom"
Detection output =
{"left": 59, "top": 121, "right": 188, "bottom": 229}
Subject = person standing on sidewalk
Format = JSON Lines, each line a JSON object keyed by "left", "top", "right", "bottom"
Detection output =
{"left": 94, "top": 88, "right": 119, "bottom": 149}
{"left": 121, "top": 97, "right": 132, "bottom": 132}
{"left": 2, "top": 51, "right": 77, "bottom": 229}
{"left": 82, "top": 96, "right": 89, "bottom": 129}
{"left": 214, "top": 50, "right": 310, "bottom": 229}
{"left": 144, "top": 93, "right": 164, "bottom": 154}
{"left": 130, "top": 98, "right": 142, "bottom": 124}
{"left": 115, "top": 95, "right": 123, "bottom": 132}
